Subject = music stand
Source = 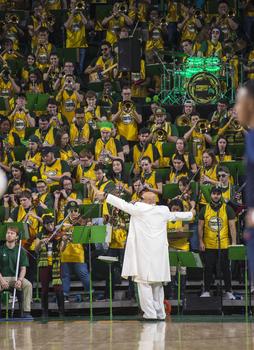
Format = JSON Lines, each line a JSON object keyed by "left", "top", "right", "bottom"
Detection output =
{"left": 228, "top": 245, "right": 249, "bottom": 320}
{"left": 97, "top": 255, "right": 118, "bottom": 320}
{"left": 72, "top": 225, "right": 107, "bottom": 322}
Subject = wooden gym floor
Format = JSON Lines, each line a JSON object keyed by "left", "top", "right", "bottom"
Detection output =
{"left": 1, "top": 317, "right": 254, "bottom": 350}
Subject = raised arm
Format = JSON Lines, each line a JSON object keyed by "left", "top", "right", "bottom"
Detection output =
{"left": 106, "top": 193, "right": 142, "bottom": 216}
{"left": 165, "top": 207, "right": 193, "bottom": 222}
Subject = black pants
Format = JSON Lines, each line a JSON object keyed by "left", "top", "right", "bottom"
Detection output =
{"left": 204, "top": 249, "right": 232, "bottom": 292}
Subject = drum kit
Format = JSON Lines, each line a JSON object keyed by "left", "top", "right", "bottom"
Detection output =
{"left": 159, "top": 54, "right": 235, "bottom": 105}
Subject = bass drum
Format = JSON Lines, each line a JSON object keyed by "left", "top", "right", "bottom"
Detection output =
{"left": 187, "top": 72, "right": 221, "bottom": 104}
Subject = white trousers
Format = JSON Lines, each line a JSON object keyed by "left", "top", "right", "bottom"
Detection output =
{"left": 137, "top": 282, "right": 166, "bottom": 320}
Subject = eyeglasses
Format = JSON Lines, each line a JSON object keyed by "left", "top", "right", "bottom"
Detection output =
{"left": 212, "top": 30, "right": 220, "bottom": 34}
{"left": 218, "top": 173, "right": 227, "bottom": 178}
{"left": 70, "top": 209, "right": 79, "bottom": 213}
{"left": 101, "top": 47, "right": 108, "bottom": 51}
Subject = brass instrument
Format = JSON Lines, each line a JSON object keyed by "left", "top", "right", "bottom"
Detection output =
{"left": 151, "top": 125, "right": 168, "bottom": 142}
{"left": 47, "top": 14, "right": 55, "bottom": 26}
{"left": 75, "top": 0, "right": 86, "bottom": 11}
{"left": 160, "top": 17, "right": 168, "bottom": 27}
{"left": 5, "top": 13, "right": 19, "bottom": 24}
{"left": 176, "top": 115, "right": 190, "bottom": 127}
{"left": 195, "top": 119, "right": 211, "bottom": 134}
{"left": 229, "top": 118, "right": 243, "bottom": 131}
{"left": 210, "top": 120, "right": 220, "bottom": 130}
{"left": 116, "top": 2, "right": 128, "bottom": 13}
{"left": 122, "top": 100, "right": 134, "bottom": 114}
{"left": 228, "top": 10, "right": 236, "bottom": 18}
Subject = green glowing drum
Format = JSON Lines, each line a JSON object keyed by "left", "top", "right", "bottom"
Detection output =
{"left": 204, "top": 57, "right": 221, "bottom": 75}
{"left": 187, "top": 72, "right": 221, "bottom": 104}
{"left": 186, "top": 57, "right": 205, "bottom": 67}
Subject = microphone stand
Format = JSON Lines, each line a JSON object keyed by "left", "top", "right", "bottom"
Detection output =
{"left": 11, "top": 237, "right": 22, "bottom": 318}
{"left": 216, "top": 208, "right": 223, "bottom": 314}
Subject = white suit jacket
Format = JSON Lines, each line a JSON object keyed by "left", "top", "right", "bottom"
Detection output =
{"left": 106, "top": 194, "right": 193, "bottom": 283}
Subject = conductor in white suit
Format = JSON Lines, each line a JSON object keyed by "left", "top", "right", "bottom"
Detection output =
{"left": 97, "top": 190, "right": 194, "bottom": 321}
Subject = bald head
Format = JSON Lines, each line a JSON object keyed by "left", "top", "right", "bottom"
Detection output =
{"left": 142, "top": 191, "right": 156, "bottom": 205}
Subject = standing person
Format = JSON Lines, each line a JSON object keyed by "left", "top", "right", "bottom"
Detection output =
{"left": 235, "top": 80, "right": 254, "bottom": 275}
{"left": 35, "top": 214, "right": 67, "bottom": 317}
{"left": 198, "top": 187, "right": 236, "bottom": 299}
{"left": 0, "top": 227, "right": 33, "bottom": 319}
{"left": 96, "top": 191, "right": 194, "bottom": 321}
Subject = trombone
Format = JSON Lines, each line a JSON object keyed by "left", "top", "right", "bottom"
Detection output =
{"left": 75, "top": 0, "right": 86, "bottom": 11}
{"left": 121, "top": 100, "right": 134, "bottom": 114}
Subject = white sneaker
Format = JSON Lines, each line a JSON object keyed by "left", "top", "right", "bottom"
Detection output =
{"left": 200, "top": 292, "right": 211, "bottom": 297}
{"left": 224, "top": 292, "right": 236, "bottom": 300}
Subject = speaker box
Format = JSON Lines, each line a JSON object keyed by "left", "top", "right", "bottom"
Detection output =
{"left": 118, "top": 38, "right": 141, "bottom": 73}
{"left": 183, "top": 294, "right": 222, "bottom": 315}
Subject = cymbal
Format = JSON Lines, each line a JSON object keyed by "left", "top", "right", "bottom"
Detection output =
{"left": 161, "top": 50, "right": 186, "bottom": 58}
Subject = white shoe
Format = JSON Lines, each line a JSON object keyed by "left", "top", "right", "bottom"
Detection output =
{"left": 224, "top": 292, "right": 236, "bottom": 300}
{"left": 200, "top": 292, "right": 211, "bottom": 297}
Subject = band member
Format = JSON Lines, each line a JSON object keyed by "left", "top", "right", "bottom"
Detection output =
{"left": 140, "top": 156, "right": 162, "bottom": 203}
{"left": 149, "top": 107, "right": 178, "bottom": 167}
{"left": 199, "top": 186, "right": 236, "bottom": 299}
{"left": 84, "top": 90, "right": 106, "bottom": 127}
{"left": 0, "top": 227, "right": 33, "bottom": 319}
{"left": 111, "top": 158, "right": 132, "bottom": 196}
{"left": 60, "top": 201, "right": 90, "bottom": 302}
{"left": 55, "top": 75, "right": 83, "bottom": 125}
{"left": 111, "top": 86, "right": 142, "bottom": 142}
{"left": 95, "top": 191, "right": 194, "bottom": 320}
{"left": 7, "top": 190, "right": 45, "bottom": 285}
{"left": 214, "top": 136, "right": 232, "bottom": 163}
{"left": 217, "top": 166, "right": 235, "bottom": 202}
{"left": 70, "top": 108, "right": 91, "bottom": 147}
{"left": 40, "top": 147, "right": 71, "bottom": 188}
{"left": 184, "top": 113, "right": 212, "bottom": 166}
{"left": 85, "top": 41, "right": 115, "bottom": 82}
{"left": 35, "top": 214, "right": 67, "bottom": 317}
{"left": 23, "top": 135, "right": 42, "bottom": 172}
{"left": 35, "top": 115, "right": 57, "bottom": 147}
{"left": 94, "top": 122, "right": 124, "bottom": 164}
{"left": 101, "top": 3, "right": 133, "bottom": 45}
{"left": 32, "top": 178, "right": 54, "bottom": 210}
{"left": 175, "top": 99, "right": 196, "bottom": 126}
{"left": 200, "top": 150, "right": 219, "bottom": 186}
{"left": 132, "top": 128, "right": 160, "bottom": 175}
{"left": 172, "top": 137, "right": 197, "bottom": 173}
{"left": 167, "top": 154, "right": 189, "bottom": 184}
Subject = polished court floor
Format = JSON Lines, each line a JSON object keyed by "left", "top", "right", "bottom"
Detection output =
{"left": 1, "top": 318, "right": 254, "bottom": 350}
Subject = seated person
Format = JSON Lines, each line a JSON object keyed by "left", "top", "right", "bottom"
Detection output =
{"left": 70, "top": 108, "right": 91, "bottom": 146}
{"left": 214, "top": 136, "right": 232, "bottom": 163}
{"left": 167, "top": 154, "right": 190, "bottom": 184}
{"left": 172, "top": 137, "right": 197, "bottom": 173}
{"left": 111, "top": 158, "right": 132, "bottom": 196}
{"left": 84, "top": 41, "right": 116, "bottom": 82}
{"left": 140, "top": 156, "right": 162, "bottom": 203}
{"left": 23, "top": 135, "right": 42, "bottom": 172}
{"left": 197, "top": 27, "right": 223, "bottom": 58}
{"left": 35, "top": 115, "right": 57, "bottom": 147}
{"left": 0, "top": 227, "right": 33, "bottom": 319}
{"left": 175, "top": 99, "right": 196, "bottom": 126}
{"left": 40, "top": 146, "right": 71, "bottom": 188}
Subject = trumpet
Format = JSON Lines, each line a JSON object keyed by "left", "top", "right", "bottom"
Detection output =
{"left": 75, "top": 0, "right": 86, "bottom": 11}
{"left": 176, "top": 115, "right": 190, "bottom": 127}
{"left": 116, "top": 2, "right": 128, "bottom": 13}
{"left": 47, "top": 15, "right": 55, "bottom": 26}
{"left": 160, "top": 17, "right": 168, "bottom": 27}
{"left": 228, "top": 10, "right": 236, "bottom": 18}
{"left": 5, "top": 13, "right": 19, "bottom": 24}
{"left": 122, "top": 100, "right": 134, "bottom": 114}
{"left": 195, "top": 119, "right": 211, "bottom": 134}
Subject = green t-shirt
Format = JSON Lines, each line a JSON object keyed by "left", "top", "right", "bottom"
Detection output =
{"left": 0, "top": 244, "right": 29, "bottom": 277}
